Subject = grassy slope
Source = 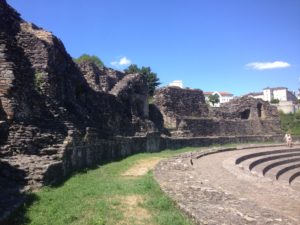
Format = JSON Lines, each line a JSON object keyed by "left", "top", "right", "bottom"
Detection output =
{"left": 9, "top": 147, "right": 202, "bottom": 225}
{"left": 280, "top": 112, "right": 300, "bottom": 135}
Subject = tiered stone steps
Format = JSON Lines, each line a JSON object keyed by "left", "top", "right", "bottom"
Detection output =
{"left": 236, "top": 148, "right": 300, "bottom": 189}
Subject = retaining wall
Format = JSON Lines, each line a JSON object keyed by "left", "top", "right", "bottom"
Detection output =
{"left": 45, "top": 133, "right": 296, "bottom": 185}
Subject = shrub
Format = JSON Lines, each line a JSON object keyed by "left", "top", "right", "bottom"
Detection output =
{"left": 34, "top": 72, "right": 44, "bottom": 91}
{"left": 270, "top": 98, "right": 280, "bottom": 104}
{"left": 75, "top": 54, "right": 104, "bottom": 69}
{"left": 125, "top": 64, "right": 161, "bottom": 96}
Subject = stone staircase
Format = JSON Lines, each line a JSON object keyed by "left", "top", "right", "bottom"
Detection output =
{"left": 236, "top": 147, "right": 300, "bottom": 189}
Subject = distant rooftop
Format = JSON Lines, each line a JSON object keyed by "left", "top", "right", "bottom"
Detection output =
{"left": 263, "top": 87, "right": 287, "bottom": 91}
{"left": 246, "top": 92, "right": 263, "bottom": 96}
{"left": 203, "top": 91, "right": 234, "bottom": 97}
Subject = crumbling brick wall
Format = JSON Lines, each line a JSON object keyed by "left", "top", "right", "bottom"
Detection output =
{"left": 154, "top": 87, "right": 209, "bottom": 129}
{"left": 77, "top": 61, "right": 125, "bottom": 92}
{"left": 154, "top": 87, "right": 282, "bottom": 137}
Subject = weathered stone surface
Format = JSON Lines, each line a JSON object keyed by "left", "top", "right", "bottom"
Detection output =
{"left": 154, "top": 145, "right": 300, "bottom": 225}
{"left": 154, "top": 88, "right": 282, "bottom": 137}
{"left": 110, "top": 73, "right": 149, "bottom": 117}
{"left": 0, "top": 0, "right": 157, "bottom": 220}
{"left": 110, "top": 73, "right": 157, "bottom": 135}
{"left": 0, "top": 0, "right": 143, "bottom": 158}
{"left": 0, "top": 0, "right": 290, "bottom": 222}
{"left": 211, "top": 96, "right": 280, "bottom": 120}
{"left": 77, "top": 61, "right": 125, "bottom": 92}
{"left": 154, "top": 87, "right": 209, "bottom": 129}
{"left": 148, "top": 103, "right": 167, "bottom": 134}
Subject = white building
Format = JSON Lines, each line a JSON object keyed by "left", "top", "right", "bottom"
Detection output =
{"left": 246, "top": 87, "right": 298, "bottom": 113}
{"left": 297, "top": 89, "right": 300, "bottom": 100}
{"left": 204, "top": 91, "right": 234, "bottom": 107}
{"left": 246, "top": 92, "right": 264, "bottom": 100}
{"left": 247, "top": 87, "right": 297, "bottom": 103}
{"left": 169, "top": 80, "right": 183, "bottom": 88}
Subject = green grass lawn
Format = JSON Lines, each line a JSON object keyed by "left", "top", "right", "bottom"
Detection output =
{"left": 8, "top": 147, "right": 201, "bottom": 225}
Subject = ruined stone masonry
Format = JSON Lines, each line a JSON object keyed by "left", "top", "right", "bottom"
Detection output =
{"left": 0, "top": 0, "right": 156, "bottom": 220}
{"left": 0, "top": 0, "right": 285, "bottom": 222}
{"left": 154, "top": 87, "right": 282, "bottom": 137}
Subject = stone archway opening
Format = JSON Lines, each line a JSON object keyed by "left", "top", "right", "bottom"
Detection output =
{"left": 257, "top": 102, "right": 265, "bottom": 119}
{"left": 257, "top": 103, "right": 262, "bottom": 117}
{"left": 132, "top": 98, "right": 146, "bottom": 118}
{"left": 240, "top": 109, "right": 250, "bottom": 120}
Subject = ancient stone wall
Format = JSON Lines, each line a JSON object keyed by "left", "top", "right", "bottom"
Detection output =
{"left": 153, "top": 87, "right": 282, "bottom": 137}
{"left": 175, "top": 118, "right": 281, "bottom": 137}
{"left": 154, "top": 87, "right": 209, "bottom": 128}
{"left": 211, "top": 96, "right": 279, "bottom": 120}
{"left": 148, "top": 104, "right": 166, "bottom": 134}
{"left": 0, "top": 0, "right": 289, "bottom": 221}
{"left": 110, "top": 73, "right": 149, "bottom": 117}
{"left": 0, "top": 0, "right": 161, "bottom": 206}
{"left": 109, "top": 73, "right": 157, "bottom": 135}
{"left": 77, "top": 61, "right": 125, "bottom": 92}
{"left": 0, "top": 0, "right": 143, "bottom": 158}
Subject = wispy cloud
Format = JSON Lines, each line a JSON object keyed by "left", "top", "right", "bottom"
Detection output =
{"left": 246, "top": 61, "right": 291, "bottom": 70}
{"left": 110, "top": 56, "right": 132, "bottom": 67}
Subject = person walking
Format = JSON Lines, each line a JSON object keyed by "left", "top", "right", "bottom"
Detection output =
{"left": 284, "top": 133, "right": 293, "bottom": 147}
{"left": 287, "top": 133, "right": 293, "bottom": 147}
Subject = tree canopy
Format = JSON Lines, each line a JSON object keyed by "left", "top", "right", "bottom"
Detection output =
{"left": 125, "top": 64, "right": 161, "bottom": 96}
{"left": 270, "top": 98, "right": 280, "bottom": 104}
{"left": 208, "top": 94, "right": 220, "bottom": 106}
{"left": 75, "top": 54, "right": 104, "bottom": 69}
{"left": 124, "top": 64, "right": 140, "bottom": 74}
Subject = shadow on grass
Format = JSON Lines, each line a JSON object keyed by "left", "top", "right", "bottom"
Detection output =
{"left": 47, "top": 153, "right": 129, "bottom": 189}
{"left": 3, "top": 193, "right": 39, "bottom": 225}
{"left": 0, "top": 161, "right": 39, "bottom": 225}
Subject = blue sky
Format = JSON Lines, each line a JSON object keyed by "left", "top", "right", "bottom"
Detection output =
{"left": 7, "top": 0, "right": 300, "bottom": 95}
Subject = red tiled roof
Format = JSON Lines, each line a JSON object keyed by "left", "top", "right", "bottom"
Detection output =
{"left": 219, "top": 92, "right": 233, "bottom": 96}
{"left": 203, "top": 92, "right": 213, "bottom": 95}
{"left": 203, "top": 91, "right": 233, "bottom": 96}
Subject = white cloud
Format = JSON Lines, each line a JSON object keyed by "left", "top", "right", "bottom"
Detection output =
{"left": 246, "top": 61, "right": 291, "bottom": 70}
{"left": 119, "top": 57, "right": 131, "bottom": 65}
{"left": 110, "top": 56, "right": 132, "bottom": 67}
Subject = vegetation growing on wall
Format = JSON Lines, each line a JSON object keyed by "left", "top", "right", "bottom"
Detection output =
{"left": 34, "top": 72, "right": 44, "bottom": 91}
{"left": 75, "top": 54, "right": 104, "bottom": 69}
{"left": 125, "top": 64, "right": 161, "bottom": 96}
{"left": 270, "top": 98, "right": 280, "bottom": 104}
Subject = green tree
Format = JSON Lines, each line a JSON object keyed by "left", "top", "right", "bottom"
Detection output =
{"left": 208, "top": 94, "right": 220, "bottom": 106}
{"left": 75, "top": 54, "right": 104, "bottom": 69}
{"left": 270, "top": 98, "right": 280, "bottom": 104}
{"left": 124, "top": 64, "right": 140, "bottom": 74}
{"left": 125, "top": 64, "right": 161, "bottom": 96}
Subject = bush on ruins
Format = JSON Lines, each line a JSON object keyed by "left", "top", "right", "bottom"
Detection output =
{"left": 75, "top": 54, "right": 104, "bottom": 69}
{"left": 125, "top": 64, "right": 161, "bottom": 96}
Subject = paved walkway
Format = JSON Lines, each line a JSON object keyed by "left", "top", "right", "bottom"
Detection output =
{"left": 154, "top": 144, "right": 300, "bottom": 225}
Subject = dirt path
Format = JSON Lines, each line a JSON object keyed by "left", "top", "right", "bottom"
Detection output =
{"left": 122, "top": 157, "right": 162, "bottom": 177}
{"left": 112, "top": 157, "right": 163, "bottom": 225}
{"left": 110, "top": 195, "right": 151, "bottom": 225}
